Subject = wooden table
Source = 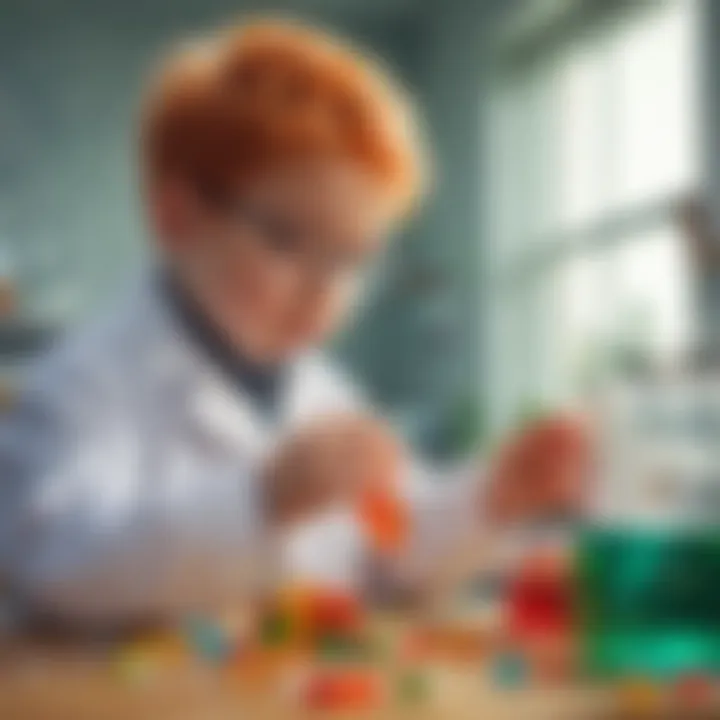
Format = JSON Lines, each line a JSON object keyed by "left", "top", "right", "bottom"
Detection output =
{"left": 0, "top": 626, "right": 614, "bottom": 720}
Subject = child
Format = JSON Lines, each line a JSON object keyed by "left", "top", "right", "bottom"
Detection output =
{"left": 0, "top": 21, "right": 586, "bottom": 625}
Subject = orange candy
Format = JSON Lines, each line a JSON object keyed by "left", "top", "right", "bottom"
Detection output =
{"left": 225, "top": 645, "right": 290, "bottom": 689}
{"left": 400, "top": 631, "right": 429, "bottom": 662}
{"left": 304, "top": 669, "right": 385, "bottom": 710}
{"left": 359, "top": 488, "right": 409, "bottom": 553}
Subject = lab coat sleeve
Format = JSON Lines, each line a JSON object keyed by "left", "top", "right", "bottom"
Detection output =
{"left": 0, "top": 370, "right": 277, "bottom": 623}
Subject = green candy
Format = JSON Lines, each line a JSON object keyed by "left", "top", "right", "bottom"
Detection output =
{"left": 316, "top": 634, "right": 374, "bottom": 662}
{"left": 398, "top": 670, "right": 429, "bottom": 703}
{"left": 260, "top": 612, "right": 292, "bottom": 646}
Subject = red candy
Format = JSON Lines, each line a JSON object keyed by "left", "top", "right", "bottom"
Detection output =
{"left": 308, "top": 590, "right": 364, "bottom": 636}
{"left": 507, "top": 550, "right": 574, "bottom": 640}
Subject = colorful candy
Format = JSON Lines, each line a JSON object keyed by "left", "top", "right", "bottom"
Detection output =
{"left": 260, "top": 585, "right": 367, "bottom": 653}
{"left": 225, "top": 645, "right": 291, "bottom": 689}
{"left": 113, "top": 629, "right": 190, "bottom": 683}
{"left": 260, "top": 611, "right": 293, "bottom": 647}
{"left": 183, "top": 616, "right": 233, "bottom": 663}
{"left": 507, "top": 547, "right": 574, "bottom": 639}
{"left": 308, "top": 589, "right": 363, "bottom": 634}
{"left": 113, "top": 646, "right": 156, "bottom": 684}
{"left": 397, "top": 668, "right": 430, "bottom": 704}
{"left": 491, "top": 651, "right": 528, "bottom": 688}
{"left": 675, "top": 673, "right": 714, "bottom": 711}
{"left": 617, "top": 677, "right": 664, "bottom": 716}
{"left": 303, "top": 668, "right": 385, "bottom": 711}
{"left": 316, "top": 633, "right": 375, "bottom": 664}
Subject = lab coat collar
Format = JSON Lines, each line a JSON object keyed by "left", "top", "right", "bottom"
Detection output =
{"left": 138, "top": 278, "right": 333, "bottom": 455}
{"left": 179, "top": 344, "right": 324, "bottom": 454}
{"left": 144, "top": 282, "right": 277, "bottom": 454}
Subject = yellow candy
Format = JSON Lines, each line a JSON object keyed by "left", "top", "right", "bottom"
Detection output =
{"left": 275, "top": 584, "right": 315, "bottom": 644}
{"left": 278, "top": 584, "right": 312, "bottom": 618}
{"left": 113, "top": 630, "right": 189, "bottom": 684}
{"left": 114, "top": 647, "right": 155, "bottom": 684}
{"left": 617, "top": 678, "right": 664, "bottom": 716}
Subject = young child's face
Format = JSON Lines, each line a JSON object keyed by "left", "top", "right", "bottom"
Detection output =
{"left": 152, "top": 158, "right": 395, "bottom": 362}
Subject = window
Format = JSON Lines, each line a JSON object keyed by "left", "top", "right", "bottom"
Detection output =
{"left": 484, "top": 0, "right": 700, "bottom": 432}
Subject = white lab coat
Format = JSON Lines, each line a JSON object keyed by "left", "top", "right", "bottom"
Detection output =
{"left": 0, "top": 281, "right": 480, "bottom": 623}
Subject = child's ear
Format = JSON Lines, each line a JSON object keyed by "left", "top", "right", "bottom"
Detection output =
{"left": 147, "top": 177, "right": 206, "bottom": 253}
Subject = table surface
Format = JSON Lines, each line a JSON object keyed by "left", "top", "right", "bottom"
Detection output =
{"left": 0, "top": 627, "right": 614, "bottom": 720}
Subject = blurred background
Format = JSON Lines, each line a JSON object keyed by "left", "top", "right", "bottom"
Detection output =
{"left": 0, "top": 0, "right": 713, "bottom": 455}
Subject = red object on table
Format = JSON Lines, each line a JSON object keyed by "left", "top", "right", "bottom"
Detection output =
{"left": 308, "top": 590, "right": 364, "bottom": 635}
{"left": 507, "top": 551, "right": 574, "bottom": 639}
{"left": 304, "top": 669, "right": 385, "bottom": 710}
{"left": 676, "top": 674, "right": 714, "bottom": 709}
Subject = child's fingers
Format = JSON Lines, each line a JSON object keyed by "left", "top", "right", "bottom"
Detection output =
{"left": 488, "top": 414, "right": 592, "bottom": 522}
{"left": 264, "top": 413, "right": 405, "bottom": 526}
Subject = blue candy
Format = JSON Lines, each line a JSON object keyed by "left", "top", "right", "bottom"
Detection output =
{"left": 491, "top": 651, "right": 528, "bottom": 688}
{"left": 183, "top": 616, "right": 233, "bottom": 663}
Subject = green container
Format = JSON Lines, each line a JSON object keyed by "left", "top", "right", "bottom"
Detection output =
{"left": 578, "top": 528, "right": 720, "bottom": 679}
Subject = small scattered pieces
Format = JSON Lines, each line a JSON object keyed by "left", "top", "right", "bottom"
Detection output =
{"left": 224, "top": 645, "right": 290, "bottom": 688}
{"left": 397, "top": 668, "right": 430, "bottom": 704}
{"left": 617, "top": 677, "right": 664, "bottom": 716}
{"left": 183, "top": 616, "right": 233, "bottom": 664}
{"left": 113, "top": 629, "right": 190, "bottom": 684}
{"left": 113, "top": 647, "right": 156, "bottom": 685}
{"left": 307, "top": 589, "right": 365, "bottom": 637}
{"left": 522, "top": 630, "right": 576, "bottom": 684}
{"left": 260, "top": 611, "right": 292, "bottom": 647}
{"left": 491, "top": 651, "right": 528, "bottom": 689}
{"left": 506, "top": 548, "right": 573, "bottom": 640}
{"left": 316, "top": 633, "right": 372, "bottom": 663}
{"left": 106, "top": 576, "right": 586, "bottom": 709}
{"left": 303, "top": 668, "right": 385, "bottom": 711}
{"left": 675, "top": 673, "right": 714, "bottom": 710}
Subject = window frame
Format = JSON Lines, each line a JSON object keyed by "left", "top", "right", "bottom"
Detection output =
{"left": 482, "top": 0, "right": 702, "bottom": 434}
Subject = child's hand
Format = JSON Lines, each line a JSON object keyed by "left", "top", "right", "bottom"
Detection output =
{"left": 263, "top": 413, "right": 404, "bottom": 527}
{"left": 485, "top": 416, "right": 591, "bottom": 525}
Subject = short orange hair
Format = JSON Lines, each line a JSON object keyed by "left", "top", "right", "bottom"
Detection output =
{"left": 142, "top": 20, "right": 426, "bottom": 217}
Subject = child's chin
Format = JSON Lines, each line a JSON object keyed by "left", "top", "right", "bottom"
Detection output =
{"left": 263, "top": 336, "right": 313, "bottom": 363}
{"left": 276, "top": 330, "right": 324, "bottom": 357}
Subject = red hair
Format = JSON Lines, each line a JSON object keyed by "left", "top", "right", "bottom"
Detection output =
{"left": 142, "top": 20, "right": 426, "bottom": 216}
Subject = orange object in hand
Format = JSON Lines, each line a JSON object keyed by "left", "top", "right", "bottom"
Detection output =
{"left": 343, "top": 415, "right": 409, "bottom": 553}
{"left": 359, "top": 488, "right": 409, "bottom": 553}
